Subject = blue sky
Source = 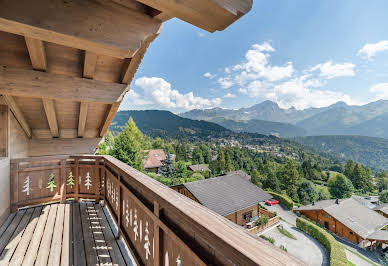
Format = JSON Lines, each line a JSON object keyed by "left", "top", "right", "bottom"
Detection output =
{"left": 121, "top": 0, "right": 388, "bottom": 112}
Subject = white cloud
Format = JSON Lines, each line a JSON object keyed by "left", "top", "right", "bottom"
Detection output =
{"left": 230, "top": 42, "right": 294, "bottom": 85}
{"left": 238, "top": 76, "right": 355, "bottom": 109}
{"left": 197, "top": 32, "right": 206, "bottom": 38}
{"left": 203, "top": 72, "right": 216, "bottom": 79}
{"left": 134, "top": 77, "right": 221, "bottom": 110}
{"left": 217, "top": 77, "right": 234, "bottom": 89}
{"left": 122, "top": 89, "right": 152, "bottom": 107}
{"left": 224, "top": 93, "right": 236, "bottom": 98}
{"left": 370, "top": 82, "right": 388, "bottom": 99}
{"left": 310, "top": 61, "right": 355, "bottom": 79}
{"left": 358, "top": 40, "right": 388, "bottom": 59}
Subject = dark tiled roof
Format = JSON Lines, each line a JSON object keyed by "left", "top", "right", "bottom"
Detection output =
{"left": 188, "top": 164, "right": 210, "bottom": 172}
{"left": 183, "top": 172, "right": 272, "bottom": 216}
{"left": 297, "top": 198, "right": 388, "bottom": 238}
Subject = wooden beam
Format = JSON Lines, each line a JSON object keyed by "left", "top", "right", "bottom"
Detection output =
{"left": 83, "top": 52, "right": 98, "bottom": 79}
{"left": 0, "top": 67, "right": 129, "bottom": 104}
{"left": 149, "top": 8, "right": 172, "bottom": 22}
{"left": 0, "top": 0, "right": 161, "bottom": 59}
{"left": 121, "top": 29, "right": 161, "bottom": 84}
{"left": 136, "top": 0, "right": 252, "bottom": 32}
{"left": 100, "top": 102, "right": 120, "bottom": 137}
{"left": 42, "top": 99, "right": 59, "bottom": 138}
{"left": 78, "top": 102, "right": 89, "bottom": 138}
{"left": 2, "top": 95, "right": 31, "bottom": 138}
{"left": 25, "top": 37, "right": 47, "bottom": 71}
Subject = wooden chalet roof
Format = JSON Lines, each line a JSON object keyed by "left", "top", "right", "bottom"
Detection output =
{"left": 0, "top": 0, "right": 252, "bottom": 156}
{"left": 183, "top": 172, "right": 272, "bottom": 216}
{"left": 297, "top": 198, "right": 388, "bottom": 239}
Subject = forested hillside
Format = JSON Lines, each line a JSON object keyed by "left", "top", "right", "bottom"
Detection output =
{"left": 100, "top": 118, "right": 387, "bottom": 209}
{"left": 110, "top": 110, "right": 231, "bottom": 140}
{"left": 294, "top": 135, "right": 388, "bottom": 170}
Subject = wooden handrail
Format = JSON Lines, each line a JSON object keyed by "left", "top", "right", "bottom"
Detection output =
{"left": 10, "top": 155, "right": 305, "bottom": 266}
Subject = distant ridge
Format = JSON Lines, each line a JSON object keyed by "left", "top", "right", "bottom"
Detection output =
{"left": 294, "top": 135, "right": 388, "bottom": 170}
{"left": 180, "top": 100, "right": 388, "bottom": 139}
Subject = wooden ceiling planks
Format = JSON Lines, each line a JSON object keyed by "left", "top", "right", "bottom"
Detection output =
{"left": 135, "top": 0, "right": 252, "bottom": 32}
{"left": 0, "top": 0, "right": 251, "bottom": 144}
{"left": 0, "top": 0, "right": 162, "bottom": 59}
{"left": 0, "top": 31, "right": 31, "bottom": 70}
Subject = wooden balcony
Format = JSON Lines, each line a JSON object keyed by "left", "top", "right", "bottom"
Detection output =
{"left": 0, "top": 202, "right": 134, "bottom": 265}
{"left": 2, "top": 155, "right": 305, "bottom": 265}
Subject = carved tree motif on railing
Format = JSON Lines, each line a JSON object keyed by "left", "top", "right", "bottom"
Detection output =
{"left": 47, "top": 173, "right": 56, "bottom": 192}
{"left": 22, "top": 176, "right": 30, "bottom": 196}
{"left": 85, "top": 172, "right": 92, "bottom": 190}
{"left": 67, "top": 172, "right": 75, "bottom": 188}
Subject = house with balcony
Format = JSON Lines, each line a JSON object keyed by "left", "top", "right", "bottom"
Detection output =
{"left": 295, "top": 198, "right": 388, "bottom": 249}
{"left": 0, "top": 0, "right": 304, "bottom": 265}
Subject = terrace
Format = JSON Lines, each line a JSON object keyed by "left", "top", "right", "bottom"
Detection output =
{"left": 0, "top": 0, "right": 304, "bottom": 265}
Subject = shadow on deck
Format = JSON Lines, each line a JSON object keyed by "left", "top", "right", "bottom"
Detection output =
{"left": 0, "top": 201, "right": 136, "bottom": 265}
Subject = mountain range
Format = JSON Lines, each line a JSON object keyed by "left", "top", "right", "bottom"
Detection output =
{"left": 110, "top": 110, "right": 388, "bottom": 170}
{"left": 180, "top": 100, "right": 388, "bottom": 138}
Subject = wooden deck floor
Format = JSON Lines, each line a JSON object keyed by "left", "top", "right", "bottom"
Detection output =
{"left": 0, "top": 202, "right": 135, "bottom": 266}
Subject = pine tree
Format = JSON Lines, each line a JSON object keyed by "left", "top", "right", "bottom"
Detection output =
{"left": 217, "top": 150, "right": 226, "bottom": 174}
{"left": 67, "top": 172, "right": 75, "bottom": 188}
{"left": 225, "top": 151, "right": 234, "bottom": 172}
{"left": 47, "top": 173, "right": 56, "bottom": 192}
{"left": 328, "top": 173, "right": 354, "bottom": 198}
{"left": 192, "top": 146, "right": 204, "bottom": 164}
{"left": 158, "top": 153, "right": 176, "bottom": 178}
{"left": 110, "top": 118, "right": 144, "bottom": 170}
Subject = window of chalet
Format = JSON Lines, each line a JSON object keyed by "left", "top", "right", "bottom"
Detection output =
{"left": 243, "top": 212, "right": 252, "bottom": 221}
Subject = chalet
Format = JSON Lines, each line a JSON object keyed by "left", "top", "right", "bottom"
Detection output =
{"left": 187, "top": 164, "right": 210, "bottom": 172}
{"left": 295, "top": 198, "right": 388, "bottom": 249}
{"left": 142, "top": 149, "right": 173, "bottom": 172}
{"left": 0, "top": 0, "right": 303, "bottom": 265}
{"left": 171, "top": 172, "right": 273, "bottom": 226}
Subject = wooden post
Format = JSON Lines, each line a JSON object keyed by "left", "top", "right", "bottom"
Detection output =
{"left": 74, "top": 159, "right": 79, "bottom": 202}
{"left": 95, "top": 159, "right": 100, "bottom": 201}
{"left": 10, "top": 161, "right": 19, "bottom": 212}
{"left": 154, "top": 201, "right": 160, "bottom": 266}
{"left": 117, "top": 173, "right": 121, "bottom": 239}
{"left": 60, "top": 159, "right": 66, "bottom": 203}
{"left": 0, "top": 105, "right": 8, "bottom": 157}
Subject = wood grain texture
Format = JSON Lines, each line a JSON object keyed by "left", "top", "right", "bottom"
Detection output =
{"left": 83, "top": 52, "right": 98, "bottom": 79}
{"left": 0, "top": 67, "right": 129, "bottom": 104}
{"left": 78, "top": 102, "right": 89, "bottom": 138}
{"left": 28, "top": 138, "right": 102, "bottom": 157}
{"left": 3, "top": 95, "right": 31, "bottom": 138}
{"left": 24, "top": 37, "right": 47, "bottom": 71}
{"left": 0, "top": 105, "right": 8, "bottom": 157}
{"left": 136, "top": 0, "right": 252, "bottom": 32}
{"left": 100, "top": 102, "right": 121, "bottom": 137}
{"left": 121, "top": 29, "right": 161, "bottom": 84}
{"left": 42, "top": 99, "right": 59, "bottom": 138}
{"left": 0, "top": 0, "right": 161, "bottom": 58}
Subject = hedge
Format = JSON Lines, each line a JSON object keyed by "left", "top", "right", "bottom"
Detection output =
{"left": 296, "top": 218, "right": 348, "bottom": 266}
{"left": 267, "top": 191, "right": 294, "bottom": 210}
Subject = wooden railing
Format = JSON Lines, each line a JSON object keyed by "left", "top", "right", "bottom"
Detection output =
{"left": 10, "top": 155, "right": 304, "bottom": 266}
